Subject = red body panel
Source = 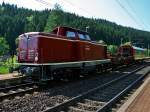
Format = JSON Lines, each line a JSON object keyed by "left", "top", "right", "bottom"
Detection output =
{"left": 38, "top": 36, "right": 76, "bottom": 63}
{"left": 37, "top": 36, "right": 106, "bottom": 63}
{"left": 76, "top": 41, "right": 106, "bottom": 61}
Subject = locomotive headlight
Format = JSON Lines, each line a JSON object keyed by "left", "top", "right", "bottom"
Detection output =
{"left": 35, "top": 52, "right": 38, "bottom": 62}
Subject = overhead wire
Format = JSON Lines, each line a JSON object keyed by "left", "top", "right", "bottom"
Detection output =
{"left": 34, "top": 0, "right": 71, "bottom": 13}
{"left": 62, "top": 0, "right": 97, "bottom": 18}
{"left": 115, "top": 0, "right": 145, "bottom": 30}
{"left": 34, "top": 0, "right": 53, "bottom": 7}
{"left": 34, "top": 0, "right": 98, "bottom": 20}
{"left": 126, "top": 0, "right": 149, "bottom": 30}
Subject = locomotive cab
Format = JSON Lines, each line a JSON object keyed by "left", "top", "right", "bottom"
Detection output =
{"left": 51, "top": 26, "right": 91, "bottom": 41}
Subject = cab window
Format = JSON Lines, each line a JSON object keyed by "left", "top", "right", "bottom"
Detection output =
{"left": 66, "top": 31, "right": 76, "bottom": 39}
{"left": 78, "top": 33, "right": 85, "bottom": 40}
{"left": 85, "top": 34, "right": 91, "bottom": 40}
{"left": 123, "top": 48, "right": 131, "bottom": 56}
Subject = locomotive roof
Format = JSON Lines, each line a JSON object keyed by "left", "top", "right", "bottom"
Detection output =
{"left": 53, "top": 26, "right": 89, "bottom": 34}
{"left": 19, "top": 32, "right": 61, "bottom": 41}
{"left": 133, "top": 46, "right": 145, "bottom": 51}
{"left": 120, "top": 45, "right": 145, "bottom": 51}
{"left": 120, "top": 44, "right": 132, "bottom": 47}
{"left": 19, "top": 26, "right": 89, "bottom": 38}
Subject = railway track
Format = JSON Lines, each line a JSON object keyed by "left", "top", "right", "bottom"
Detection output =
{"left": 43, "top": 65, "right": 149, "bottom": 112}
{"left": 0, "top": 82, "right": 38, "bottom": 101}
{"left": 0, "top": 64, "right": 134, "bottom": 103}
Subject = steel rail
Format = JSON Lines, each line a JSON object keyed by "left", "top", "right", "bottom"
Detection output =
{"left": 0, "top": 82, "right": 38, "bottom": 101}
{"left": 96, "top": 69, "right": 150, "bottom": 112}
{"left": 43, "top": 65, "right": 148, "bottom": 112}
{"left": 0, "top": 82, "right": 35, "bottom": 92}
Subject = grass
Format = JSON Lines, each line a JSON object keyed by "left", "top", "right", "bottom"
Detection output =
{"left": 0, "top": 55, "right": 17, "bottom": 74}
{"left": 0, "top": 65, "right": 9, "bottom": 74}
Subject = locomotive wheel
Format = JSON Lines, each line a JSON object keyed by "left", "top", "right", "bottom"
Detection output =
{"left": 52, "top": 70, "right": 63, "bottom": 81}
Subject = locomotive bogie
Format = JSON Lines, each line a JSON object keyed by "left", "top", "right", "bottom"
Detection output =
{"left": 18, "top": 59, "right": 111, "bottom": 81}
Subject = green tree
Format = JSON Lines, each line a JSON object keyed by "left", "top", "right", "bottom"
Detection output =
{"left": 107, "top": 45, "right": 118, "bottom": 55}
{"left": 44, "top": 10, "right": 63, "bottom": 32}
{"left": 54, "top": 3, "right": 63, "bottom": 11}
{"left": 0, "top": 37, "right": 9, "bottom": 55}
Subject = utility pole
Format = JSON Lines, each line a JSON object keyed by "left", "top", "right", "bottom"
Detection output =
{"left": 148, "top": 44, "right": 149, "bottom": 57}
{"left": 129, "top": 37, "right": 132, "bottom": 45}
{"left": 85, "top": 26, "right": 89, "bottom": 32}
{"left": 120, "top": 38, "right": 123, "bottom": 46}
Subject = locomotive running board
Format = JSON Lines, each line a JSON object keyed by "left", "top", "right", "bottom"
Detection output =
{"left": 16, "top": 59, "right": 111, "bottom": 70}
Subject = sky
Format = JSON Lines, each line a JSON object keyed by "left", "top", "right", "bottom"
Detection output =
{"left": 0, "top": 0, "right": 150, "bottom": 32}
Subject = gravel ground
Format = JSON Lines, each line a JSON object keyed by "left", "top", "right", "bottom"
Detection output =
{"left": 0, "top": 64, "right": 146, "bottom": 112}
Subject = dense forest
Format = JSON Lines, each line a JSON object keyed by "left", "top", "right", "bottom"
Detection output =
{"left": 0, "top": 3, "right": 150, "bottom": 54}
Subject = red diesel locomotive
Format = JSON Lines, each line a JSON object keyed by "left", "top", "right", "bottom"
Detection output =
{"left": 111, "top": 45, "right": 147, "bottom": 67}
{"left": 119, "top": 45, "right": 146, "bottom": 64}
{"left": 18, "top": 26, "right": 110, "bottom": 81}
